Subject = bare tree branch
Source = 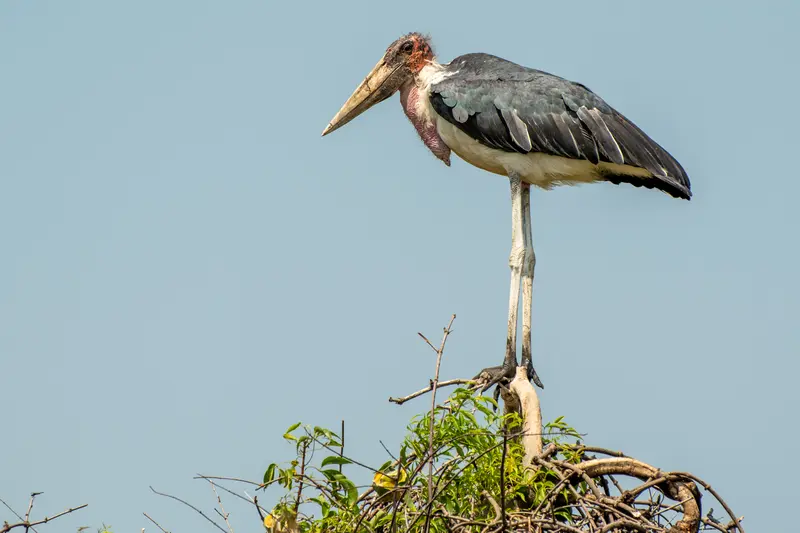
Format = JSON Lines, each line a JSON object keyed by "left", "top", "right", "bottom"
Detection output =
{"left": 208, "top": 481, "right": 234, "bottom": 533}
{"left": 0, "top": 502, "right": 87, "bottom": 533}
{"left": 423, "top": 314, "right": 456, "bottom": 533}
{"left": 142, "top": 512, "right": 170, "bottom": 533}
{"left": 389, "top": 379, "right": 475, "bottom": 405}
{"left": 150, "top": 486, "right": 227, "bottom": 533}
{"left": 0, "top": 498, "right": 39, "bottom": 533}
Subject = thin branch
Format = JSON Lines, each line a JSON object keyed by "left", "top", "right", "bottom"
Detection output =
{"left": 142, "top": 513, "right": 170, "bottom": 533}
{"left": 650, "top": 497, "right": 691, "bottom": 518}
{"left": 23, "top": 493, "right": 39, "bottom": 523}
{"left": 481, "top": 491, "right": 501, "bottom": 522}
{"left": 417, "top": 332, "right": 438, "bottom": 353}
{"left": 193, "top": 475, "right": 261, "bottom": 487}
{"left": 561, "top": 445, "right": 627, "bottom": 458}
{"left": 150, "top": 486, "right": 227, "bottom": 533}
{"left": 670, "top": 472, "right": 744, "bottom": 533}
{"left": 379, "top": 440, "right": 399, "bottom": 462}
{"left": 499, "top": 427, "right": 507, "bottom": 533}
{"left": 194, "top": 476, "right": 265, "bottom": 510}
{"left": 312, "top": 438, "right": 381, "bottom": 474}
{"left": 621, "top": 476, "right": 668, "bottom": 503}
{"left": 597, "top": 519, "right": 648, "bottom": 533}
{"left": 702, "top": 516, "right": 729, "bottom": 533}
{"left": 1, "top": 503, "right": 87, "bottom": 533}
{"left": 424, "top": 314, "right": 456, "bottom": 533}
{"left": 389, "top": 379, "right": 475, "bottom": 405}
{"left": 339, "top": 419, "right": 345, "bottom": 474}
{"left": 208, "top": 481, "right": 234, "bottom": 533}
{"left": 253, "top": 495, "right": 265, "bottom": 524}
{"left": 0, "top": 498, "right": 39, "bottom": 533}
{"left": 21, "top": 492, "right": 41, "bottom": 533}
{"left": 295, "top": 441, "right": 308, "bottom": 514}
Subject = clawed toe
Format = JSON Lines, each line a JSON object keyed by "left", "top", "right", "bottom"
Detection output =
{"left": 473, "top": 364, "right": 515, "bottom": 392}
{"left": 474, "top": 361, "right": 544, "bottom": 396}
{"left": 526, "top": 361, "right": 544, "bottom": 389}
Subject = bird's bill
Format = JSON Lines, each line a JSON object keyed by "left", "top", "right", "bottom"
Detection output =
{"left": 321, "top": 59, "right": 402, "bottom": 136}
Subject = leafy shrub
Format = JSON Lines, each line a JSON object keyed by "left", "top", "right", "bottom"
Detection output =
{"left": 259, "top": 388, "right": 581, "bottom": 533}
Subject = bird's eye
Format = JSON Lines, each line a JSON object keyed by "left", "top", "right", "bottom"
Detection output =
{"left": 401, "top": 41, "right": 414, "bottom": 54}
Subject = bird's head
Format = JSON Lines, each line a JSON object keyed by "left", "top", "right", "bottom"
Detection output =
{"left": 321, "top": 33, "right": 434, "bottom": 136}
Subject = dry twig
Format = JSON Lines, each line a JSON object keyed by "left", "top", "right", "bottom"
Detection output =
{"left": 389, "top": 379, "right": 474, "bottom": 405}
{"left": 150, "top": 486, "right": 227, "bottom": 533}
{"left": 423, "top": 314, "right": 457, "bottom": 533}
{"left": 0, "top": 502, "right": 87, "bottom": 533}
{"left": 142, "top": 512, "right": 170, "bottom": 533}
{"left": 209, "top": 481, "right": 234, "bottom": 533}
{"left": 0, "top": 498, "right": 39, "bottom": 533}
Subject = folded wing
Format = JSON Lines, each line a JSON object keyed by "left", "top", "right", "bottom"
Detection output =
{"left": 429, "top": 53, "right": 691, "bottom": 199}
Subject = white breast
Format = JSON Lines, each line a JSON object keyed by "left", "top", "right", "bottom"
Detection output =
{"left": 436, "top": 117, "right": 654, "bottom": 189}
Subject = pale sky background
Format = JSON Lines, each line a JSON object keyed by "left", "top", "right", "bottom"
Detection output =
{"left": 1, "top": 1, "right": 798, "bottom": 531}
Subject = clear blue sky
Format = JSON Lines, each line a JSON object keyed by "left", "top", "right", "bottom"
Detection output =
{"left": 1, "top": 1, "right": 797, "bottom": 531}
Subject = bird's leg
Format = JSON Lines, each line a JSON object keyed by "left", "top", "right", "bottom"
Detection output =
{"left": 476, "top": 174, "right": 525, "bottom": 391}
{"left": 520, "top": 184, "right": 543, "bottom": 388}
{"left": 504, "top": 175, "right": 525, "bottom": 372}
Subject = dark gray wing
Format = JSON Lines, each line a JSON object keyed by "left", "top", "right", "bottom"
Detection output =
{"left": 429, "top": 53, "right": 691, "bottom": 199}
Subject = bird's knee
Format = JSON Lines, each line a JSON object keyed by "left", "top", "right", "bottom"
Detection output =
{"left": 509, "top": 246, "right": 525, "bottom": 269}
{"left": 525, "top": 249, "right": 536, "bottom": 270}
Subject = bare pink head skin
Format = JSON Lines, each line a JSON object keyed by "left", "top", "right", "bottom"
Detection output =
{"left": 321, "top": 33, "right": 451, "bottom": 165}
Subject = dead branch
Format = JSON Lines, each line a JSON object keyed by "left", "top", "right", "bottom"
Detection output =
{"left": 389, "top": 379, "right": 475, "bottom": 405}
{"left": 150, "top": 486, "right": 227, "bottom": 533}
{"left": 0, "top": 501, "right": 87, "bottom": 533}
{"left": 0, "top": 498, "right": 39, "bottom": 533}
{"left": 671, "top": 471, "right": 744, "bottom": 533}
{"left": 193, "top": 475, "right": 261, "bottom": 487}
{"left": 23, "top": 493, "right": 37, "bottom": 524}
{"left": 142, "top": 512, "right": 170, "bottom": 533}
{"left": 424, "top": 313, "right": 456, "bottom": 533}
{"left": 208, "top": 481, "right": 234, "bottom": 533}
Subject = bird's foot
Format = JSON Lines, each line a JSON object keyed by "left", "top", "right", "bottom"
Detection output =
{"left": 472, "top": 363, "right": 515, "bottom": 407}
{"left": 473, "top": 361, "right": 544, "bottom": 395}
{"left": 473, "top": 363, "right": 516, "bottom": 392}
{"left": 524, "top": 359, "right": 544, "bottom": 390}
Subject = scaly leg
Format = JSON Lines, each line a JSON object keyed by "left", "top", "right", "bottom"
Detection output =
{"left": 476, "top": 174, "right": 525, "bottom": 390}
{"left": 520, "top": 184, "right": 543, "bottom": 388}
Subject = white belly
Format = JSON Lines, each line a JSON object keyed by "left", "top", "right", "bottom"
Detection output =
{"left": 435, "top": 117, "right": 653, "bottom": 189}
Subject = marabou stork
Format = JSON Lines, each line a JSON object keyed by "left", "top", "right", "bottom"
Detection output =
{"left": 322, "top": 33, "right": 690, "bottom": 389}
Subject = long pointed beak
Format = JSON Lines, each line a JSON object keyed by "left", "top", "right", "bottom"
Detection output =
{"left": 321, "top": 59, "right": 402, "bottom": 136}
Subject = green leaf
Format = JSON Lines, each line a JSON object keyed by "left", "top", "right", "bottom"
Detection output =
{"left": 279, "top": 467, "right": 295, "bottom": 489}
{"left": 321, "top": 455, "right": 352, "bottom": 467}
{"left": 320, "top": 468, "right": 342, "bottom": 481}
{"left": 309, "top": 496, "right": 330, "bottom": 517}
{"left": 283, "top": 422, "right": 302, "bottom": 440}
{"left": 339, "top": 478, "right": 359, "bottom": 507}
{"left": 263, "top": 463, "right": 277, "bottom": 484}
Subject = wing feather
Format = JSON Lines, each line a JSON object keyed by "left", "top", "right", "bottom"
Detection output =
{"left": 428, "top": 53, "right": 691, "bottom": 199}
{"left": 500, "top": 108, "right": 532, "bottom": 152}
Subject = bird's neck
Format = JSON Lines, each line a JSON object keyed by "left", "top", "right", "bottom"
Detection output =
{"left": 399, "top": 76, "right": 451, "bottom": 166}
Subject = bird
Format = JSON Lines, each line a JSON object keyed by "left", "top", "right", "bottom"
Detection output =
{"left": 322, "top": 33, "right": 690, "bottom": 390}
